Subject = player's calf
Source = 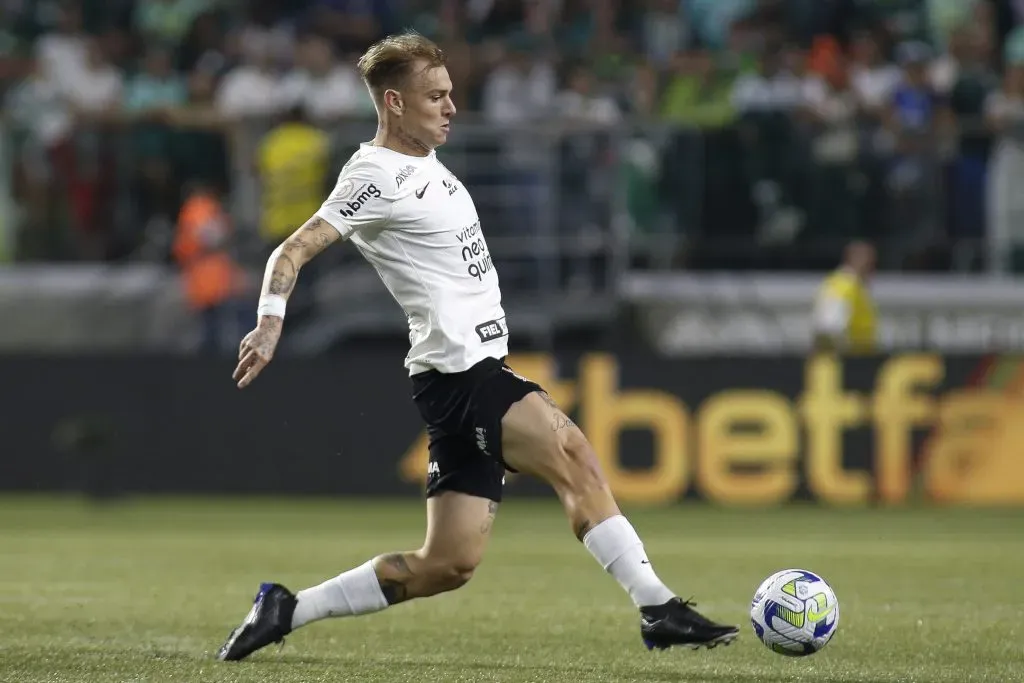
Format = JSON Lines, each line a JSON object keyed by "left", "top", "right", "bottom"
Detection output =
{"left": 370, "top": 549, "right": 479, "bottom": 604}
{"left": 501, "top": 392, "right": 619, "bottom": 541}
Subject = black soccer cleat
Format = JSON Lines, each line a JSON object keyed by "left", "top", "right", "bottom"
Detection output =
{"left": 216, "top": 582, "right": 297, "bottom": 661}
{"left": 640, "top": 597, "right": 739, "bottom": 651}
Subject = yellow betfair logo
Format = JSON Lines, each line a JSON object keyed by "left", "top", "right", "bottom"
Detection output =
{"left": 399, "top": 353, "right": 1021, "bottom": 505}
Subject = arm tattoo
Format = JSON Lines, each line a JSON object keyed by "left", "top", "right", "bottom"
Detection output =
{"left": 297, "top": 217, "right": 336, "bottom": 259}
{"left": 267, "top": 253, "right": 297, "bottom": 296}
{"left": 574, "top": 519, "right": 592, "bottom": 542}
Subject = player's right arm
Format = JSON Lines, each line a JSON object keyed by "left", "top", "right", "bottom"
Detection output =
{"left": 233, "top": 157, "right": 393, "bottom": 389}
{"left": 233, "top": 216, "right": 342, "bottom": 388}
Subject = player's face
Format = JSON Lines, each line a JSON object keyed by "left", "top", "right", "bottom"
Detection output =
{"left": 402, "top": 63, "right": 456, "bottom": 148}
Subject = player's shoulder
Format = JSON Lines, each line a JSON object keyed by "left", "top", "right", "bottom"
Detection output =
{"left": 821, "top": 270, "right": 856, "bottom": 297}
{"left": 337, "top": 144, "right": 430, "bottom": 196}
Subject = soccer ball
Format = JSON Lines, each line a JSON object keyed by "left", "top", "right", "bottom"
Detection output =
{"left": 750, "top": 569, "right": 839, "bottom": 656}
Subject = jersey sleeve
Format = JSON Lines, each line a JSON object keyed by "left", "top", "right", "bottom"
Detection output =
{"left": 315, "top": 159, "right": 393, "bottom": 240}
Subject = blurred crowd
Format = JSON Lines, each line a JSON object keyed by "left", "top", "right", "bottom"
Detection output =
{"left": 1, "top": 0, "right": 1024, "bottom": 278}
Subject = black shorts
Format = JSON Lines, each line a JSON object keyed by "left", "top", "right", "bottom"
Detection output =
{"left": 410, "top": 356, "right": 543, "bottom": 503}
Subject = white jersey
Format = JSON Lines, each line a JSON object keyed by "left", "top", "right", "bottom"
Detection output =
{"left": 316, "top": 143, "right": 507, "bottom": 375}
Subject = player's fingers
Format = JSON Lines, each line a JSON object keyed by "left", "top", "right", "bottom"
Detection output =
{"left": 238, "top": 335, "right": 252, "bottom": 360}
{"left": 232, "top": 348, "right": 258, "bottom": 382}
{"left": 237, "top": 357, "right": 266, "bottom": 389}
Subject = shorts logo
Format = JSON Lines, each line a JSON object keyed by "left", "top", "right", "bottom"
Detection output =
{"left": 427, "top": 460, "right": 440, "bottom": 479}
{"left": 337, "top": 183, "right": 382, "bottom": 218}
{"left": 475, "top": 318, "right": 507, "bottom": 343}
{"left": 476, "top": 427, "right": 490, "bottom": 456}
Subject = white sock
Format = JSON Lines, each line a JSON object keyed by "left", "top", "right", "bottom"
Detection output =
{"left": 583, "top": 515, "right": 676, "bottom": 608}
{"left": 290, "top": 560, "right": 389, "bottom": 630}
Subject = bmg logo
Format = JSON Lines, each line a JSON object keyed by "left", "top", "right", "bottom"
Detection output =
{"left": 338, "top": 183, "right": 382, "bottom": 217}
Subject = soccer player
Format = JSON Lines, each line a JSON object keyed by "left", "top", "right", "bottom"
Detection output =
{"left": 218, "top": 32, "right": 738, "bottom": 662}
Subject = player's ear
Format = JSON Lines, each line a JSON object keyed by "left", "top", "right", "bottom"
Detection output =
{"left": 384, "top": 89, "right": 403, "bottom": 116}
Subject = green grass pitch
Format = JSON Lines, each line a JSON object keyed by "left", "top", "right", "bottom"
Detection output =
{"left": 1, "top": 496, "right": 1021, "bottom": 682}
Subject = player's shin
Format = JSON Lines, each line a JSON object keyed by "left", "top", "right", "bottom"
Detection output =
{"left": 559, "top": 485, "right": 675, "bottom": 609}
{"left": 289, "top": 560, "right": 390, "bottom": 629}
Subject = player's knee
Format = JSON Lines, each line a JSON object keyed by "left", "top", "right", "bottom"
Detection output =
{"left": 435, "top": 558, "right": 478, "bottom": 590}
{"left": 420, "top": 552, "right": 480, "bottom": 592}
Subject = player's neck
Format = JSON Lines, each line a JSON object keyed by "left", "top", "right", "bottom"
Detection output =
{"left": 372, "top": 125, "right": 432, "bottom": 158}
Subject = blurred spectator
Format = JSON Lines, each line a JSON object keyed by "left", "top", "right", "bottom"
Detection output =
{"left": 849, "top": 29, "right": 902, "bottom": 121}
{"left": 803, "top": 54, "right": 862, "bottom": 239}
{"left": 481, "top": 38, "right": 556, "bottom": 124}
{"left": 554, "top": 63, "right": 621, "bottom": 126}
{"left": 639, "top": 0, "right": 689, "bottom": 69}
{"left": 235, "top": 0, "right": 298, "bottom": 71}
{"left": 216, "top": 34, "right": 283, "bottom": 121}
{"left": 34, "top": 1, "right": 89, "bottom": 95}
{"left": 812, "top": 240, "right": 878, "bottom": 354}
{"left": 881, "top": 42, "right": 945, "bottom": 258}
{"left": 124, "top": 45, "right": 187, "bottom": 239}
{"left": 685, "top": 0, "right": 756, "bottom": 51}
{"left": 944, "top": 23, "right": 999, "bottom": 259}
{"left": 177, "top": 10, "right": 229, "bottom": 76}
{"left": 256, "top": 106, "right": 330, "bottom": 250}
{"left": 280, "top": 35, "right": 373, "bottom": 123}
{"left": 304, "top": 0, "right": 395, "bottom": 53}
{"left": 4, "top": 56, "right": 74, "bottom": 260}
{"left": 172, "top": 182, "right": 248, "bottom": 354}
{"left": 985, "top": 54, "right": 1024, "bottom": 273}
{"left": 660, "top": 50, "right": 736, "bottom": 129}
{"left": 2, "top": 0, "right": 1024, "bottom": 277}
{"left": 133, "top": 0, "right": 211, "bottom": 47}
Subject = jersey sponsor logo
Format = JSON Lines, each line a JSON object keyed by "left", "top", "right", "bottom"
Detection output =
{"left": 457, "top": 221, "right": 493, "bottom": 280}
{"left": 475, "top": 318, "right": 508, "bottom": 343}
{"left": 442, "top": 178, "right": 459, "bottom": 196}
{"left": 337, "top": 183, "right": 382, "bottom": 218}
{"left": 395, "top": 164, "right": 416, "bottom": 187}
{"left": 415, "top": 182, "right": 429, "bottom": 199}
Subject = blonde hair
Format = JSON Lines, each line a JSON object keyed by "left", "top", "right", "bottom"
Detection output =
{"left": 357, "top": 31, "right": 446, "bottom": 99}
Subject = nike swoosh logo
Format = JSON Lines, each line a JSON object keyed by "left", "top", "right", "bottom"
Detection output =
{"left": 807, "top": 603, "right": 835, "bottom": 623}
{"left": 415, "top": 183, "right": 429, "bottom": 199}
{"left": 641, "top": 560, "right": 650, "bottom": 565}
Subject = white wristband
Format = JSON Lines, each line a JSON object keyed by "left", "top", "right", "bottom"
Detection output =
{"left": 257, "top": 294, "right": 287, "bottom": 320}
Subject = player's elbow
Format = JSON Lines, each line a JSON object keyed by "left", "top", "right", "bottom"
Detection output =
{"left": 273, "top": 235, "right": 314, "bottom": 272}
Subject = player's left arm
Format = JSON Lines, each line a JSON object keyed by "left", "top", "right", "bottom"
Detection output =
{"left": 233, "top": 216, "right": 341, "bottom": 389}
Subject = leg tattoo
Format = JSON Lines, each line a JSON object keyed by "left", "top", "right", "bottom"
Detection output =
{"left": 480, "top": 500, "right": 499, "bottom": 535}
{"left": 376, "top": 552, "right": 414, "bottom": 605}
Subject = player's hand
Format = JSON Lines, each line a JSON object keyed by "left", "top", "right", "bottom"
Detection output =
{"left": 233, "top": 317, "right": 283, "bottom": 389}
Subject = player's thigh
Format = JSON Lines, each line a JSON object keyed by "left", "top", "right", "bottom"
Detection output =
{"left": 422, "top": 490, "right": 498, "bottom": 572}
{"left": 500, "top": 390, "right": 599, "bottom": 486}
